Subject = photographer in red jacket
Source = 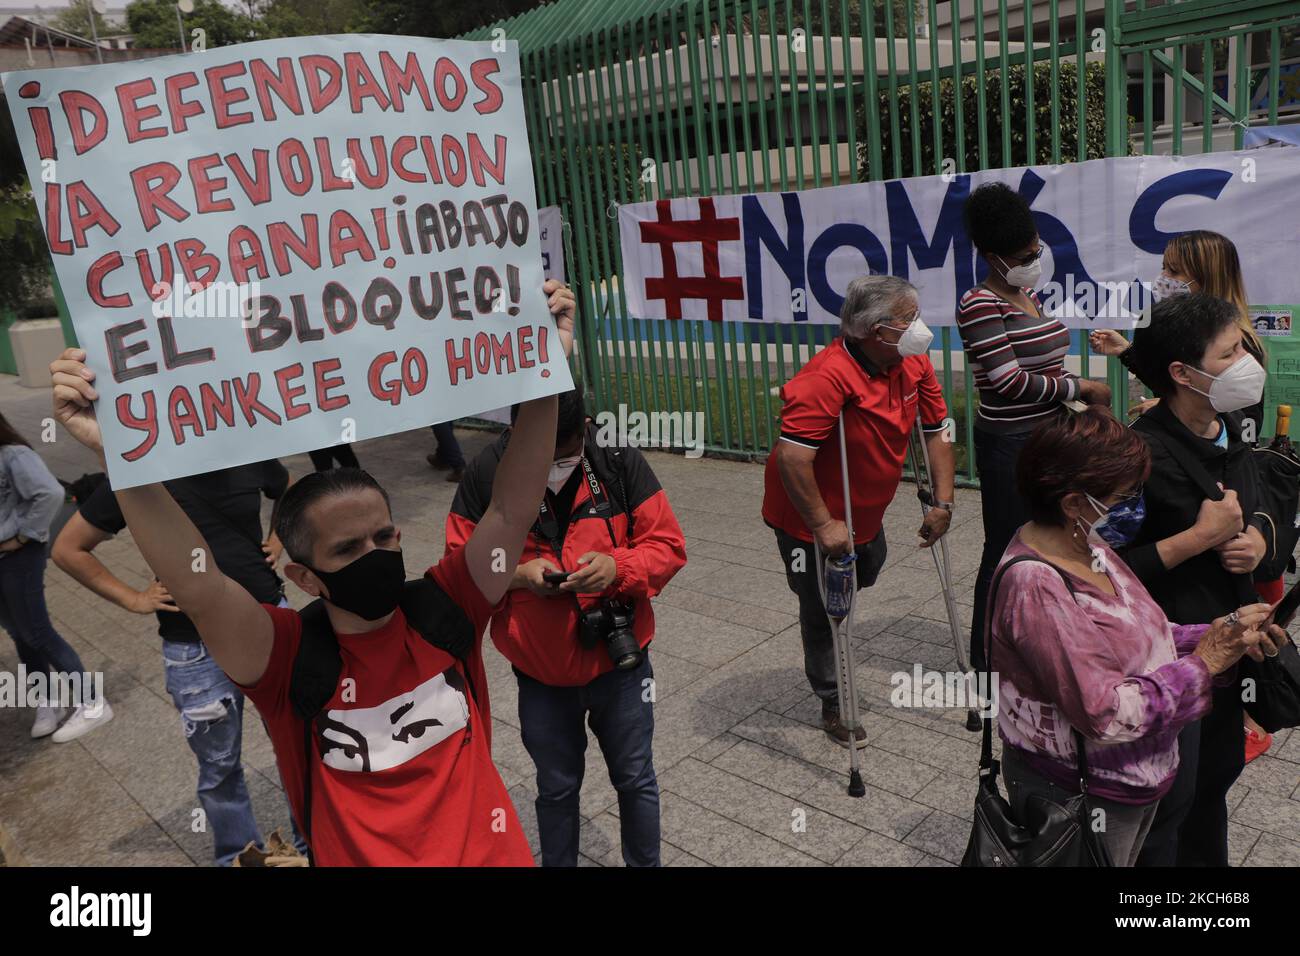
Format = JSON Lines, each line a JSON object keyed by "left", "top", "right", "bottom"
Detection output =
{"left": 445, "top": 390, "right": 686, "bottom": 866}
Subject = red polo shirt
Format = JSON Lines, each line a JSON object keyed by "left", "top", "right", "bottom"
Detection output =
{"left": 762, "top": 337, "right": 949, "bottom": 544}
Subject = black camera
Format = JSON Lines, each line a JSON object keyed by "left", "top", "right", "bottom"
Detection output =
{"left": 578, "top": 600, "right": 641, "bottom": 670}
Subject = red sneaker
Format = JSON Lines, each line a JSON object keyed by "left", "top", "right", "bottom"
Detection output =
{"left": 1244, "top": 728, "right": 1273, "bottom": 764}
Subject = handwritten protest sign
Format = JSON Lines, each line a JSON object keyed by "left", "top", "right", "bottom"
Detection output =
{"left": 2, "top": 34, "right": 572, "bottom": 488}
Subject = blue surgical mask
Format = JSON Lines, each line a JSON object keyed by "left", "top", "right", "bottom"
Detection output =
{"left": 1080, "top": 492, "right": 1146, "bottom": 548}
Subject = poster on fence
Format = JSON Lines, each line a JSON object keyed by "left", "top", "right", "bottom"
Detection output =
{"left": 2, "top": 34, "right": 572, "bottom": 488}
{"left": 618, "top": 148, "right": 1300, "bottom": 329}
{"left": 1258, "top": 305, "right": 1300, "bottom": 439}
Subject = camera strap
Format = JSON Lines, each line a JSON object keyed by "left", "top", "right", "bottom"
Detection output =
{"left": 534, "top": 456, "right": 622, "bottom": 562}
{"left": 579, "top": 455, "right": 622, "bottom": 549}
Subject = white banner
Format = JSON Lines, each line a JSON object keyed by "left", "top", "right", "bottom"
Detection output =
{"left": 618, "top": 148, "right": 1300, "bottom": 328}
{"left": 3, "top": 34, "right": 572, "bottom": 488}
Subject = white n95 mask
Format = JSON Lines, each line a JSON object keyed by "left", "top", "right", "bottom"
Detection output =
{"left": 1185, "top": 354, "right": 1266, "bottom": 413}
{"left": 892, "top": 317, "right": 934, "bottom": 357}
{"left": 997, "top": 254, "right": 1043, "bottom": 288}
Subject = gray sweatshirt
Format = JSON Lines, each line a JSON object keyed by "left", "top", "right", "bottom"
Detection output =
{"left": 0, "top": 444, "right": 64, "bottom": 544}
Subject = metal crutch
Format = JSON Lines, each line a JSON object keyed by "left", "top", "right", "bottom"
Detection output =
{"left": 814, "top": 413, "right": 867, "bottom": 798}
{"left": 904, "top": 417, "right": 982, "bottom": 731}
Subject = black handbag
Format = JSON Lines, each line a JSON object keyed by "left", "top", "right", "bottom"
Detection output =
{"left": 1250, "top": 438, "right": 1300, "bottom": 581}
{"left": 1141, "top": 426, "right": 1300, "bottom": 731}
{"left": 1239, "top": 642, "right": 1300, "bottom": 733}
{"left": 961, "top": 555, "right": 1114, "bottom": 867}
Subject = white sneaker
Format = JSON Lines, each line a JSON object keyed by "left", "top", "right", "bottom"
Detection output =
{"left": 30, "top": 704, "right": 68, "bottom": 739}
{"left": 50, "top": 700, "right": 114, "bottom": 743}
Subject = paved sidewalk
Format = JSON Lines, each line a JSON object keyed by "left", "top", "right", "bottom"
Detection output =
{"left": 0, "top": 373, "right": 1296, "bottom": 867}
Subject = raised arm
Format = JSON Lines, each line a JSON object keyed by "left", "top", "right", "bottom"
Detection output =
{"left": 49, "top": 349, "right": 274, "bottom": 685}
{"left": 463, "top": 279, "right": 575, "bottom": 605}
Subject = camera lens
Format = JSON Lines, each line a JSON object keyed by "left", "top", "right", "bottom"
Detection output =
{"left": 606, "top": 626, "right": 642, "bottom": 670}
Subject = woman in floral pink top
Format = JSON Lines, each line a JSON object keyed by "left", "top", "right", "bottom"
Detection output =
{"left": 988, "top": 407, "right": 1286, "bottom": 865}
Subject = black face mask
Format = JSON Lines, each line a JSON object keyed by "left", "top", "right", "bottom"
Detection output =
{"left": 308, "top": 548, "right": 405, "bottom": 621}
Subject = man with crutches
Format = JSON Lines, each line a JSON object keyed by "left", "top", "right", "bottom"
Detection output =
{"left": 763, "top": 275, "right": 956, "bottom": 762}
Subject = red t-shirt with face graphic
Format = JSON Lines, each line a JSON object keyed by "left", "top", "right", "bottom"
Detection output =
{"left": 239, "top": 545, "right": 534, "bottom": 867}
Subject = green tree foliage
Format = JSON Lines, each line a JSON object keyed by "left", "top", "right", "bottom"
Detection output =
{"left": 251, "top": 0, "right": 371, "bottom": 39}
{"left": 126, "top": 0, "right": 256, "bottom": 50}
{"left": 0, "top": 107, "right": 50, "bottom": 310}
{"left": 0, "top": 180, "right": 49, "bottom": 311}
{"left": 50, "top": 1, "right": 114, "bottom": 38}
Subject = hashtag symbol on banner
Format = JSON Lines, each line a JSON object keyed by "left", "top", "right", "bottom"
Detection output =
{"left": 639, "top": 198, "right": 744, "bottom": 321}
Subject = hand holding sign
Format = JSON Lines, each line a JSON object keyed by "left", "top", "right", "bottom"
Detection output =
{"left": 544, "top": 278, "right": 576, "bottom": 357}
{"left": 50, "top": 348, "right": 105, "bottom": 459}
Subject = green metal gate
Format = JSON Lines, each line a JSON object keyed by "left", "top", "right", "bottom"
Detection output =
{"left": 1114, "top": 1, "right": 1300, "bottom": 154}
{"left": 463, "top": 0, "right": 1300, "bottom": 482}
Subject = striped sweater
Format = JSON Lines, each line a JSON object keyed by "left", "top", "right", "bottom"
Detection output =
{"left": 956, "top": 286, "right": 1077, "bottom": 434}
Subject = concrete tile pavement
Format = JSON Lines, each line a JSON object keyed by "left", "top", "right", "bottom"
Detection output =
{"left": 0, "top": 373, "right": 1297, "bottom": 867}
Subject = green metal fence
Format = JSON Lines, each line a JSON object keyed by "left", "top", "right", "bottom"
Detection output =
{"left": 468, "top": 0, "right": 1298, "bottom": 482}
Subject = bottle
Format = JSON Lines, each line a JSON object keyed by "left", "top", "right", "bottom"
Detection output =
{"left": 824, "top": 553, "right": 857, "bottom": 621}
{"left": 1272, "top": 404, "right": 1294, "bottom": 455}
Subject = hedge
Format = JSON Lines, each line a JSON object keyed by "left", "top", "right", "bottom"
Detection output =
{"left": 854, "top": 60, "right": 1124, "bottom": 181}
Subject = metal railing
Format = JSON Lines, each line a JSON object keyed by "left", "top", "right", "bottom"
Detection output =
{"left": 462, "top": 0, "right": 1299, "bottom": 482}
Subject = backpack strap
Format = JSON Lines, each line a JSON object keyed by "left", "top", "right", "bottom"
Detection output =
{"left": 287, "top": 598, "right": 337, "bottom": 865}
{"left": 400, "top": 575, "right": 476, "bottom": 663}
{"left": 290, "top": 598, "right": 341, "bottom": 722}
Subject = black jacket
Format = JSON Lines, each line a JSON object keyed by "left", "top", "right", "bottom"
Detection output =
{"left": 1119, "top": 402, "right": 1264, "bottom": 625}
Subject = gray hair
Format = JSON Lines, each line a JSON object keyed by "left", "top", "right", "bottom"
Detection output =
{"left": 839, "top": 275, "right": 918, "bottom": 338}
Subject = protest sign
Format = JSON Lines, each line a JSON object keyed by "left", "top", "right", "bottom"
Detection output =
{"left": 475, "top": 203, "right": 565, "bottom": 426}
{"left": 618, "top": 148, "right": 1300, "bottom": 328}
{"left": 539, "top": 204, "right": 565, "bottom": 284}
{"left": 2, "top": 34, "right": 572, "bottom": 488}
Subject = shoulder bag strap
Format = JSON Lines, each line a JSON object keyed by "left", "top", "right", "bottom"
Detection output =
{"left": 981, "top": 553, "right": 1093, "bottom": 793}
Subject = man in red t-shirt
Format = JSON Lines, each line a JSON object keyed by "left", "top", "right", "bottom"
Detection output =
{"left": 49, "top": 280, "right": 575, "bottom": 867}
{"left": 761, "top": 274, "right": 956, "bottom": 746}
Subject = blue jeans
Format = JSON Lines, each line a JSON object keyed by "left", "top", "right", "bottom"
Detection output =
{"left": 515, "top": 652, "right": 660, "bottom": 866}
{"left": 430, "top": 422, "right": 465, "bottom": 469}
{"left": 0, "top": 542, "right": 89, "bottom": 704}
{"left": 162, "top": 638, "right": 262, "bottom": 866}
